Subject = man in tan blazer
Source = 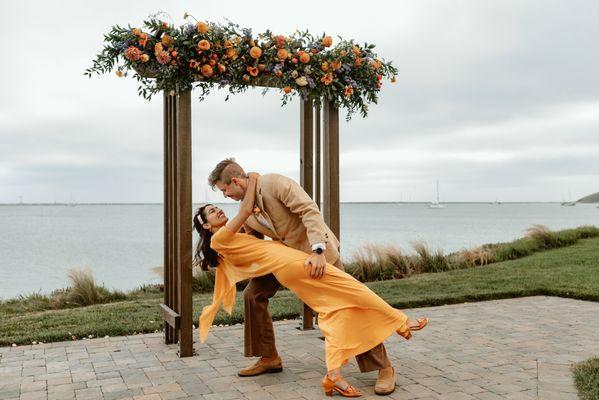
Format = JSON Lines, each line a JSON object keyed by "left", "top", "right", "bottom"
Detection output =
{"left": 208, "top": 158, "right": 397, "bottom": 395}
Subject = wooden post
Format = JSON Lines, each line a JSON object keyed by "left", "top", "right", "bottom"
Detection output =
{"left": 299, "top": 99, "right": 315, "bottom": 330}
{"left": 315, "top": 101, "right": 321, "bottom": 210}
{"left": 163, "top": 93, "right": 175, "bottom": 344}
{"left": 323, "top": 101, "right": 340, "bottom": 239}
{"left": 176, "top": 90, "right": 193, "bottom": 357}
{"left": 160, "top": 90, "right": 193, "bottom": 357}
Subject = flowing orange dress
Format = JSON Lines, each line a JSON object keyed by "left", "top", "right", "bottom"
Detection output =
{"left": 199, "top": 227, "right": 412, "bottom": 370}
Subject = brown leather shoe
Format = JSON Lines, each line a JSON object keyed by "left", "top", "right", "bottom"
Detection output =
{"left": 238, "top": 356, "right": 283, "bottom": 377}
{"left": 374, "top": 367, "right": 396, "bottom": 395}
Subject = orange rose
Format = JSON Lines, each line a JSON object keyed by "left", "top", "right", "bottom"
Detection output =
{"left": 355, "top": 57, "right": 363, "bottom": 67}
{"left": 322, "top": 35, "right": 333, "bottom": 47}
{"left": 320, "top": 73, "right": 333, "bottom": 85}
{"left": 138, "top": 33, "right": 148, "bottom": 47}
{"left": 217, "top": 63, "right": 226, "bottom": 73}
{"left": 201, "top": 64, "right": 213, "bottom": 77}
{"left": 249, "top": 46, "right": 262, "bottom": 59}
{"left": 140, "top": 54, "right": 150, "bottom": 63}
{"left": 198, "top": 40, "right": 211, "bottom": 51}
{"left": 283, "top": 86, "right": 292, "bottom": 93}
{"left": 226, "top": 48, "right": 238, "bottom": 60}
{"left": 277, "top": 48, "right": 289, "bottom": 61}
{"left": 197, "top": 21, "right": 209, "bottom": 34}
{"left": 209, "top": 59, "right": 216, "bottom": 66}
{"left": 344, "top": 86, "right": 354, "bottom": 97}
{"left": 161, "top": 34, "right": 174, "bottom": 48}
{"left": 299, "top": 52, "right": 310, "bottom": 63}
{"left": 247, "top": 66, "right": 259, "bottom": 77}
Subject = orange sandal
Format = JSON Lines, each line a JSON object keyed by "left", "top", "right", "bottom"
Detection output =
{"left": 322, "top": 374, "right": 362, "bottom": 397}
{"left": 409, "top": 317, "right": 429, "bottom": 331}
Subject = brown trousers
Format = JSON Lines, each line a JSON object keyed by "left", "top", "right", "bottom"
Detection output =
{"left": 242, "top": 259, "right": 391, "bottom": 372}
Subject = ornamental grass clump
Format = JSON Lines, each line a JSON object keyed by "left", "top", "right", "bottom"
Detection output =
{"left": 345, "top": 244, "right": 402, "bottom": 282}
{"left": 411, "top": 241, "right": 452, "bottom": 273}
{"left": 66, "top": 267, "right": 126, "bottom": 306}
{"left": 525, "top": 224, "right": 559, "bottom": 249}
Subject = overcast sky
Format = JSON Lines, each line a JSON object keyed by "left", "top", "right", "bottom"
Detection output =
{"left": 1, "top": 0, "right": 598, "bottom": 203}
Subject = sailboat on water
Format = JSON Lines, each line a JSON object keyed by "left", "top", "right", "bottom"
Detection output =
{"left": 561, "top": 190, "right": 576, "bottom": 207}
{"left": 428, "top": 180, "right": 445, "bottom": 209}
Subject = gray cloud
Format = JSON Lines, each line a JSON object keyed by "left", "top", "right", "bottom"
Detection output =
{"left": 1, "top": 0, "right": 598, "bottom": 203}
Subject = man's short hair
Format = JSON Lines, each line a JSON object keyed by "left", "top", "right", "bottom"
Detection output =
{"left": 208, "top": 158, "right": 247, "bottom": 188}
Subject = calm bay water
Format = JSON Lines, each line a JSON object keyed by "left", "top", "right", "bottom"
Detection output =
{"left": 0, "top": 203, "right": 597, "bottom": 299}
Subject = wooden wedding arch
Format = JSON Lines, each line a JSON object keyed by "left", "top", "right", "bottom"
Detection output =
{"left": 86, "top": 17, "right": 397, "bottom": 357}
{"left": 160, "top": 90, "right": 340, "bottom": 356}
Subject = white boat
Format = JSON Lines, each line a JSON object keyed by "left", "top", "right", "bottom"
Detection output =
{"left": 429, "top": 180, "right": 445, "bottom": 208}
{"left": 561, "top": 190, "right": 576, "bottom": 207}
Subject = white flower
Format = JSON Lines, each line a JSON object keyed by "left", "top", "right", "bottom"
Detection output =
{"left": 295, "top": 76, "right": 308, "bottom": 87}
{"left": 291, "top": 70, "right": 299, "bottom": 79}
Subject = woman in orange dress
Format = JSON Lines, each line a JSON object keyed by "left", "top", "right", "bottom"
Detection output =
{"left": 195, "top": 174, "right": 427, "bottom": 397}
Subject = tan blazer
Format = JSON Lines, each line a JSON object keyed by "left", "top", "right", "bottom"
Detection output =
{"left": 243, "top": 173, "right": 341, "bottom": 265}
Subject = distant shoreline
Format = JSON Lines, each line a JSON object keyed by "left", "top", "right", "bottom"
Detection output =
{"left": 0, "top": 201, "right": 582, "bottom": 206}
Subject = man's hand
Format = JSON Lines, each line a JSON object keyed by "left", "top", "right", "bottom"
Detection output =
{"left": 304, "top": 253, "right": 327, "bottom": 279}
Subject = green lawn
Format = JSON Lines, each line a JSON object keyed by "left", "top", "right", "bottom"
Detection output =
{"left": 1, "top": 236, "right": 598, "bottom": 346}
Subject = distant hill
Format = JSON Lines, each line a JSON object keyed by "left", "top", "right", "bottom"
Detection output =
{"left": 577, "top": 192, "right": 599, "bottom": 203}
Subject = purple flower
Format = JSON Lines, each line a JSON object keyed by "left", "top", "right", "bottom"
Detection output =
{"left": 183, "top": 24, "right": 195, "bottom": 35}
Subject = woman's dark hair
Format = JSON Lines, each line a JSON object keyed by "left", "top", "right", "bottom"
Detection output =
{"left": 193, "top": 204, "right": 220, "bottom": 270}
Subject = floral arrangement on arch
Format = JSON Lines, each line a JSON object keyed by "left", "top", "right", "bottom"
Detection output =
{"left": 85, "top": 14, "right": 398, "bottom": 119}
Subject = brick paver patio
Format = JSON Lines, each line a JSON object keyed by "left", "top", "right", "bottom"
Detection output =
{"left": 1, "top": 296, "right": 598, "bottom": 400}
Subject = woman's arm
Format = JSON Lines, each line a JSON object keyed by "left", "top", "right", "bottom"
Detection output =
{"left": 225, "top": 173, "right": 259, "bottom": 233}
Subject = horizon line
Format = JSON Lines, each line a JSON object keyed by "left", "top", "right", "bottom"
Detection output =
{"left": 0, "top": 201, "right": 589, "bottom": 206}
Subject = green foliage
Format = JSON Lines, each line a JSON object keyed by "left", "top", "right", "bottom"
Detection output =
{"left": 85, "top": 16, "right": 398, "bottom": 119}
{"left": 574, "top": 357, "right": 599, "bottom": 400}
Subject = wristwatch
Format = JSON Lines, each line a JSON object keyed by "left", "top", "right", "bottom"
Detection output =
{"left": 313, "top": 247, "right": 324, "bottom": 254}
